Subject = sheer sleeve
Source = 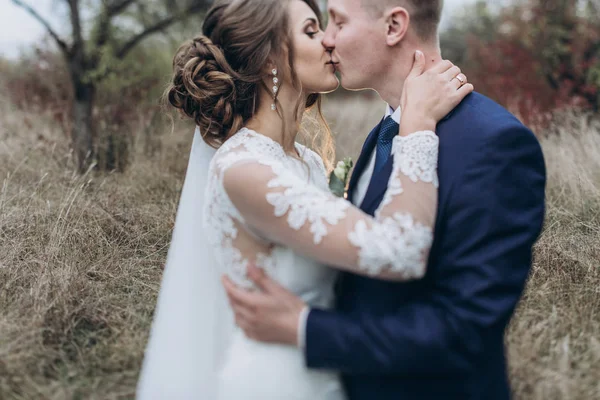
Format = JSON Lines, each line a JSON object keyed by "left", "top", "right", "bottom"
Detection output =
{"left": 216, "top": 130, "right": 439, "bottom": 281}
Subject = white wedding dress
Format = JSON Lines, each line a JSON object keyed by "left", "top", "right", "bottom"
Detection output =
{"left": 207, "top": 128, "right": 345, "bottom": 400}
{"left": 137, "top": 126, "right": 439, "bottom": 400}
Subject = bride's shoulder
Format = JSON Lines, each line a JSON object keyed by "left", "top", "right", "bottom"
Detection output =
{"left": 216, "top": 127, "right": 284, "bottom": 158}
{"left": 296, "top": 143, "right": 327, "bottom": 174}
{"left": 211, "top": 127, "right": 287, "bottom": 173}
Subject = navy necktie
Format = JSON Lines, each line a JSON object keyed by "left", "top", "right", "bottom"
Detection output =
{"left": 373, "top": 115, "right": 400, "bottom": 174}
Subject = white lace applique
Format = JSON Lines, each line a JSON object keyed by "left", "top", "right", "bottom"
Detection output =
{"left": 376, "top": 131, "right": 439, "bottom": 217}
{"left": 204, "top": 127, "right": 343, "bottom": 288}
{"left": 206, "top": 126, "right": 440, "bottom": 286}
{"left": 203, "top": 128, "right": 291, "bottom": 288}
{"left": 352, "top": 130, "right": 438, "bottom": 277}
{"left": 348, "top": 212, "right": 433, "bottom": 278}
{"left": 395, "top": 131, "right": 439, "bottom": 186}
{"left": 265, "top": 163, "right": 349, "bottom": 244}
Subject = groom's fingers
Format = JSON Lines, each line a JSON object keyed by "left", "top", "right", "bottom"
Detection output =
{"left": 222, "top": 275, "right": 261, "bottom": 309}
{"left": 247, "top": 264, "right": 281, "bottom": 294}
{"left": 233, "top": 306, "right": 254, "bottom": 328}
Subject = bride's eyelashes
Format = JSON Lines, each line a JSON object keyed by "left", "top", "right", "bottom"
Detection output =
{"left": 303, "top": 19, "right": 321, "bottom": 39}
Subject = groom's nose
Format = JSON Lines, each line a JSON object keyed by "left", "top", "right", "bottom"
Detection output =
{"left": 322, "top": 24, "right": 335, "bottom": 51}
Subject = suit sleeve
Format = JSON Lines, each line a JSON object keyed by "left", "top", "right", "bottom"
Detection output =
{"left": 304, "top": 124, "right": 546, "bottom": 375}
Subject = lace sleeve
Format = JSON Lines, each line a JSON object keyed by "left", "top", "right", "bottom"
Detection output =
{"left": 218, "top": 131, "right": 439, "bottom": 281}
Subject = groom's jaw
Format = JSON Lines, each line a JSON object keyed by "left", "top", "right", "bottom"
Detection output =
{"left": 330, "top": 0, "right": 444, "bottom": 105}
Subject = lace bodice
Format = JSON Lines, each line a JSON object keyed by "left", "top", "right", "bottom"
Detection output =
{"left": 203, "top": 127, "right": 439, "bottom": 293}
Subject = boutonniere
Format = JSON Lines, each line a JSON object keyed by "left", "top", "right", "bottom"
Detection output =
{"left": 328, "top": 157, "right": 354, "bottom": 198}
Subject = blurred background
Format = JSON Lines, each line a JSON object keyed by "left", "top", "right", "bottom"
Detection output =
{"left": 0, "top": 0, "right": 598, "bottom": 399}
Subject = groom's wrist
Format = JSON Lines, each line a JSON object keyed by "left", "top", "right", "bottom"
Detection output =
{"left": 297, "top": 306, "right": 311, "bottom": 349}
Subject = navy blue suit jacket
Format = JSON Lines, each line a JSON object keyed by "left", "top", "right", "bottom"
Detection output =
{"left": 305, "top": 92, "right": 547, "bottom": 399}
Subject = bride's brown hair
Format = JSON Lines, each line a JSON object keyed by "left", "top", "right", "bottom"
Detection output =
{"left": 166, "top": 0, "right": 335, "bottom": 169}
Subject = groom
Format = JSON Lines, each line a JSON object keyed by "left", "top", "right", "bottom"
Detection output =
{"left": 223, "top": 0, "right": 546, "bottom": 399}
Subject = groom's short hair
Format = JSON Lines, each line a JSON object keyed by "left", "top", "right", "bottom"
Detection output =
{"left": 362, "top": 0, "right": 443, "bottom": 42}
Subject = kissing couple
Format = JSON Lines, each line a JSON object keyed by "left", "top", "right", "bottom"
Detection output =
{"left": 137, "top": 0, "right": 546, "bottom": 399}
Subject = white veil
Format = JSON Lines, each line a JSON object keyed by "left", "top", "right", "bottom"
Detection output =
{"left": 136, "top": 127, "right": 234, "bottom": 399}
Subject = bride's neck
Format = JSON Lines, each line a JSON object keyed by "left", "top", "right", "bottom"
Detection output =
{"left": 246, "top": 90, "right": 306, "bottom": 155}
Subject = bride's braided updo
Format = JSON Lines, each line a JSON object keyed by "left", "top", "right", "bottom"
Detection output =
{"left": 166, "top": 0, "right": 333, "bottom": 166}
{"left": 166, "top": 0, "right": 327, "bottom": 151}
{"left": 168, "top": 35, "right": 244, "bottom": 147}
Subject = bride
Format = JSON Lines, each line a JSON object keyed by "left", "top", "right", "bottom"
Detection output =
{"left": 136, "top": 0, "right": 472, "bottom": 398}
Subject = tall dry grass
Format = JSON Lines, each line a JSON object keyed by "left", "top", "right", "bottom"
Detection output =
{"left": 0, "top": 93, "right": 598, "bottom": 399}
{"left": 506, "top": 112, "right": 600, "bottom": 399}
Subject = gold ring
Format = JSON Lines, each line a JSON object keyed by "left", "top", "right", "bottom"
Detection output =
{"left": 454, "top": 75, "right": 465, "bottom": 84}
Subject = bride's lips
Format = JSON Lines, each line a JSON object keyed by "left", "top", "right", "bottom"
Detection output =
{"left": 326, "top": 61, "right": 339, "bottom": 72}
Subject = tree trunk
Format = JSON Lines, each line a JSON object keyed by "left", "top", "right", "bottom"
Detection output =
{"left": 72, "top": 79, "right": 96, "bottom": 173}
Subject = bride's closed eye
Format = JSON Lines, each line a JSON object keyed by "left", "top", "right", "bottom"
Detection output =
{"left": 304, "top": 19, "right": 321, "bottom": 38}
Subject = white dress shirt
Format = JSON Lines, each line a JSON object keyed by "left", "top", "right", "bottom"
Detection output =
{"left": 297, "top": 104, "right": 402, "bottom": 349}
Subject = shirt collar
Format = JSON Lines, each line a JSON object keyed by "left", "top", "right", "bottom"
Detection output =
{"left": 385, "top": 104, "right": 402, "bottom": 124}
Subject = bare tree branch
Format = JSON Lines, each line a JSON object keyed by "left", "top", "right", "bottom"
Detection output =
{"left": 11, "top": 0, "right": 70, "bottom": 55}
{"left": 115, "top": 16, "right": 179, "bottom": 59}
{"left": 106, "top": 0, "right": 138, "bottom": 17}
{"left": 66, "top": 0, "right": 84, "bottom": 52}
{"left": 95, "top": 0, "right": 138, "bottom": 50}
{"left": 115, "top": 1, "right": 209, "bottom": 59}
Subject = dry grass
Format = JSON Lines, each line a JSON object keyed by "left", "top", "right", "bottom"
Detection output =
{"left": 0, "top": 93, "right": 598, "bottom": 399}
{"left": 506, "top": 112, "right": 600, "bottom": 399}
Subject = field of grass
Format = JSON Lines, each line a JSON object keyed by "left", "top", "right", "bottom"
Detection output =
{"left": 0, "top": 94, "right": 598, "bottom": 399}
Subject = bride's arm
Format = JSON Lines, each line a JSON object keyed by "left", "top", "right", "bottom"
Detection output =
{"left": 222, "top": 129, "right": 437, "bottom": 282}
{"left": 222, "top": 56, "right": 472, "bottom": 282}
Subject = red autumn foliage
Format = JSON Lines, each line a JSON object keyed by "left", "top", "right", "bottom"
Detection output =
{"left": 455, "top": 0, "right": 600, "bottom": 126}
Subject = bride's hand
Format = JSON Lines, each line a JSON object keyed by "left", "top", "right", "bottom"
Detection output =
{"left": 398, "top": 51, "right": 474, "bottom": 135}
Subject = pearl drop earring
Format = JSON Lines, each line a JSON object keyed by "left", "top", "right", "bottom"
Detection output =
{"left": 271, "top": 68, "right": 279, "bottom": 111}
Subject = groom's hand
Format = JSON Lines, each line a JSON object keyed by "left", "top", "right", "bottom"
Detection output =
{"left": 222, "top": 265, "right": 306, "bottom": 346}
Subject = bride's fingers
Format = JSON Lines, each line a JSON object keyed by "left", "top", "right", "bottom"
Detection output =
{"left": 450, "top": 73, "right": 468, "bottom": 90}
{"left": 430, "top": 59, "right": 454, "bottom": 74}
{"left": 406, "top": 50, "right": 426, "bottom": 80}
{"left": 456, "top": 83, "right": 475, "bottom": 98}
{"left": 442, "top": 65, "right": 461, "bottom": 82}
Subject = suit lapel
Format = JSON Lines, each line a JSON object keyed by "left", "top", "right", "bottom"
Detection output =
{"left": 347, "top": 119, "right": 383, "bottom": 205}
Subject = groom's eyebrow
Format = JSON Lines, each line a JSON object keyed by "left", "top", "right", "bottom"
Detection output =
{"left": 328, "top": 8, "right": 346, "bottom": 20}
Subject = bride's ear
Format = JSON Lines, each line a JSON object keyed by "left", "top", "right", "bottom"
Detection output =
{"left": 385, "top": 7, "right": 410, "bottom": 46}
{"left": 263, "top": 60, "right": 275, "bottom": 76}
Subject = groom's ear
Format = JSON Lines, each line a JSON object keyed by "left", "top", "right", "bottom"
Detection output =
{"left": 384, "top": 7, "right": 410, "bottom": 47}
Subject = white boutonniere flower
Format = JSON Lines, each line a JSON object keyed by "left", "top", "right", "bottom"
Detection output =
{"left": 328, "top": 157, "right": 354, "bottom": 198}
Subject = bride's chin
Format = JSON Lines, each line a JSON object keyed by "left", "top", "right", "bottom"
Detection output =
{"left": 319, "top": 77, "right": 340, "bottom": 94}
{"left": 305, "top": 76, "right": 340, "bottom": 96}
